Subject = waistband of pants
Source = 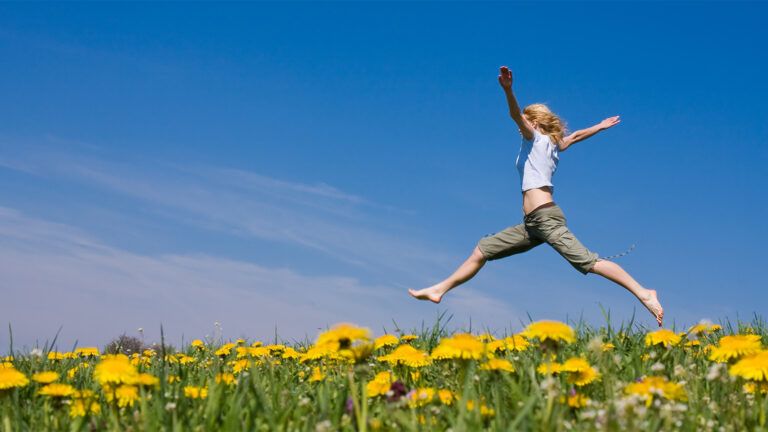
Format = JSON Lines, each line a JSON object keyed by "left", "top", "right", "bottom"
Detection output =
{"left": 524, "top": 201, "right": 557, "bottom": 219}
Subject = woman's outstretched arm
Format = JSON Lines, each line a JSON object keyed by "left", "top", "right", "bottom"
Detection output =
{"left": 498, "top": 66, "right": 534, "bottom": 140}
{"left": 559, "top": 116, "right": 621, "bottom": 151}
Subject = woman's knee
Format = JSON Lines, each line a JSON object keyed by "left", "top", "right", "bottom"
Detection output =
{"left": 472, "top": 245, "right": 488, "bottom": 262}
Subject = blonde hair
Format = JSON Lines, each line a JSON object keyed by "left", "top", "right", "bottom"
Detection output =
{"left": 523, "top": 103, "right": 567, "bottom": 145}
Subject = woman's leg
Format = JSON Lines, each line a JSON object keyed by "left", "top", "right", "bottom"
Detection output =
{"left": 589, "top": 260, "right": 664, "bottom": 326}
{"left": 529, "top": 205, "right": 664, "bottom": 326}
{"left": 409, "top": 223, "right": 541, "bottom": 303}
{"left": 408, "top": 246, "right": 487, "bottom": 303}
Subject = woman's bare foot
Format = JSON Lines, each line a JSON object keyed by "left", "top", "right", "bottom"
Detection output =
{"left": 408, "top": 286, "right": 445, "bottom": 304}
{"left": 639, "top": 289, "right": 664, "bottom": 327}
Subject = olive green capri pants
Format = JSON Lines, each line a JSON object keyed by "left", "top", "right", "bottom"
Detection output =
{"left": 476, "top": 204, "right": 599, "bottom": 274}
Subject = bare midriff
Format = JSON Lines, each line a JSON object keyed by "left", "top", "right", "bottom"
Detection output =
{"left": 523, "top": 186, "right": 555, "bottom": 215}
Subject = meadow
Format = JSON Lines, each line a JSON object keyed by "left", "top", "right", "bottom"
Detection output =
{"left": 1, "top": 314, "right": 767, "bottom": 431}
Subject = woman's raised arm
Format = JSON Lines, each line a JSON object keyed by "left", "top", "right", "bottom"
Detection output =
{"left": 498, "top": 66, "right": 534, "bottom": 140}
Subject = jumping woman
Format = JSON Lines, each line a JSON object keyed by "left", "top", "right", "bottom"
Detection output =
{"left": 409, "top": 66, "right": 664, "bottom": 326}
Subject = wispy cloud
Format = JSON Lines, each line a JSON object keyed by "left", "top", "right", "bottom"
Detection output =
{"left": 0, "top": 143, "right": 450, "bottom": 278}
{"left": 0, "top": 142, "right": 525, "bottom": 349}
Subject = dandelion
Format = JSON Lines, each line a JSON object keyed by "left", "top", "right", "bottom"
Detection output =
{"left": 560, "top": 357, "right": 600, "bottom": 386}
{"left": 688, "top": 321, "right": 722, "bottom": 335}
{"left": 408, "top": 387, "right": 436, "bottom": 407}
{"left": 74, "top": 347, "right": 100, "bottom": 358}
{"left": 316, "top": 323, "right": 371, "bottom": 350}
{"left": 106, "top": 385, "right": 139, "bottom": 408}
{"left": 136, "top": 373, "right": 159, "bottom": 387}
{"left": 374, "top": 334, "right": 399, "bottom": 350}
{"left": 216, "top": 373, "right": 236, "bottom": 385}
{"left": 94, "top": 354, "right": 138, "bottom": 386}
{"left": 191, "top": 339, "right": 205, "bottom": 350}
{"left": 400, "top": 334, "right": 418, "bottom": 342}
{"left": 561, "top": 392, "right": 589, "bottom": 408}
{"left": 438, "top": 389, "right": 455, "bottom": 405}
{"left": 47, "top": 352, "right": 66, "bottom": 361}
{"left": 431, "top": 333, "right": 485, "bottom": 360}
{"left": 184, "top": 386, "right": 208, "bottom": 399}
{"left": 709, "top": 335, "right": 762, "bottom": 362}
{"left": 521, "top": 321, "right": 575, "bottom": 344}
{"left": 38, "top": 383, "right": 75, "bottom": 397}
{"left": 645, "top": 329, "right": 682, "bottom": 347}
{"left": 378, "top": 345, "right": 432, "bottom": 367}
{"left": 480, "top": 358, "right": 515, "bottom": 372}
{"left": 367, "top": 371, "right": 394, "bottom": 397}
{"left": 309, "top": 367, "right": 325, "bottom": 383}
{"left": 215, "top": 343, "right": 236, "bottom": 357}
{"left": 31, "top": 371, "right": 59, "bottom": 384}
{"left": 0, "top": 367, "right": 29, "bottom": 390}
{"left": 729, "top": 350, "right": 768, "bottom": 381}
{"left": 69, "top": 391, "right": 100, "bottom": 418}
{"left": 624, "top": 376, "right": 687, "bottom": 406}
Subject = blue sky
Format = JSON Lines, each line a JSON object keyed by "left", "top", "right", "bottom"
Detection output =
{"left": 1, "top": 3, "right": 767, "bottom": 350}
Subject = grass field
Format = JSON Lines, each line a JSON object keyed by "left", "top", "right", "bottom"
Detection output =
{"left": 2, "top": 314, "right": 768, "bottom": 431}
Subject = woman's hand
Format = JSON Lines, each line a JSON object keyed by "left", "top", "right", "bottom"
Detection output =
{"left": 599, "top": 116, "right": 621, "bottom": 130}
{"left": 498, "top": 66, "right": 513, "bottom": 90}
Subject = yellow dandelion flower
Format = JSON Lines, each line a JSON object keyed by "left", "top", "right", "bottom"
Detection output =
{"left": 378, "top": 345, "right": 432, "bottom": 368}
{"left": 688, "top": 322, "right": 722, "bottom": 335}
{"left": 374, "top": 334, "right": 399, "bottom": 350}
{"left": 477, "top": 333, "right": 496, "bottom": 342}
{"left": 74, "top": 347, "right": 100, "bottom": 358}
{"left": 281, "top": 347, "right": 301, "bottom": 360}
{"left": 216, "top": 373, "right": 236, "bottom": 385}
{"left": 184, "top": 386, "right": 208, "bottom": 399}
{"left": 537, "top": 362, "right": 562, "bottom": 375}
{"left": 69, "top": 393, "right": 100, "bottom": 418}
{"left": 709, "top": 335, "right": 762, "bottom": 363}
{"left": 466, "top": 400, "right": 495, "bottom": 417}
{"left": 400, "top": 334, "right": 418, "bottom": 342}
{"left": 31, "top": 371, "right": 59, "bottom": 384}
{"left": 624, "top": 376, "right": 687, "bottom": 406}
{"left": 431, "top": 333, "right": 485, "bottom": 360}
{"left": 300, "top": 345, "right": 334, "bottom": 362}
{"left": 142, "top": 349, "right": 156, "bottom": 357}
{"left": 38, "top": 383, "right": 75, "bottom": 397}
{"left": 106, "top": 385, "right": 139, "bottom": 408}
{"left": 232, "top": 359, "right": 252, "bottom": 374}
{"left": 136, "top": 373, "right": 159, "bottom": 387}
{"left": 309, "top": 367, "right": 325, "bottom": 383}
{"left": 730, "top": 350, "right": 768, "bottom": 381}
{"left": 251, "top": 341, "right": 263, "bottom": 347}
{"left": 215, "top": 343, "right": 236, "bottom": 357}
{"left": 480, "top": 358, "right": 515, "bottom": 372}
{"left": 174, "top": 353, "right": 195, "bottom": 365}
{"left": 560, "top": 393, "right": 589, "bottom": 408}
{"left": 560, "top": 357, "right": 600, "bottom": 386}
{"left": 167, "top": 375, "right": 181, "bottom": 384}
{"left": 47, "top": 352, "right": 65, "bottom": 361}
{"left": 94, "top": 354, "right": 138, "bottom": 386}
{"left": 408, "top": 387, "right": 436, "bottom": 407}
{"left": 316, "top": 323, "right": 371, "bottom": 350}
{"left": 236, "top": 338, "right": 246, "bottom": 345}
{"left": 602, "top": 342, "right": 616, "bottom": 352}
{"left": 191, "top": 339, "right": 205, "bottom": 349}
{"left": 644, "top": 329, "right": 682, "bottom": 347}
{"left": 265, "top": 344, "right": 286, "bottom": 353}
{"left": 522, "top": 321, "right": 575, "bottom": 344}
{"left": 438, "top": 389, "right": 455, "bottom": 405}
{"left": 366, "top": 371, "right": 394, "bottom": 397}
{"left": 743, "top": 382, "right": 768, "bottom": 394}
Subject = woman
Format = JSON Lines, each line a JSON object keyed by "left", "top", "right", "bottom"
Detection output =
{"left": 408, "top": 66, "right": 663, "bottom": 326}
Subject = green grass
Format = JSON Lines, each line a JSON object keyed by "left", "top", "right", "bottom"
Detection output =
{"left": 2, "top": 313, "right": 768, "bottom": 431}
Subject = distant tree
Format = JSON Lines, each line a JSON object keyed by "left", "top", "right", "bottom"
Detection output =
{"left": 104, "top": 335, "right": 144, "bottom": 355}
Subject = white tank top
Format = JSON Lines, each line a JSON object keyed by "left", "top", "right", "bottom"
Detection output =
{"left": 515, "top": 130, "right": 559, "bottom": 192}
